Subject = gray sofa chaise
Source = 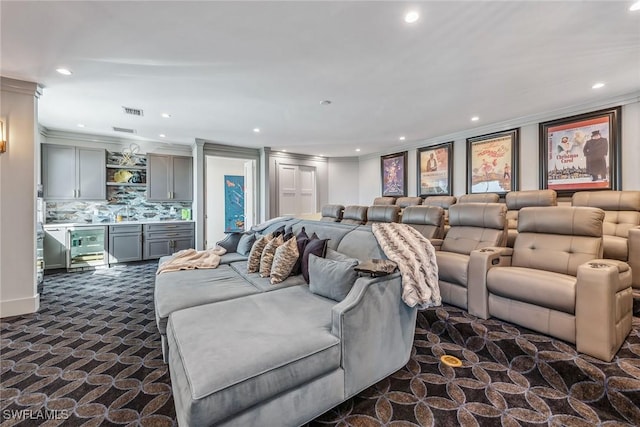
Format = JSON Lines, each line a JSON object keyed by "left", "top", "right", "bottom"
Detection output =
{"left": 155, "top": 218, "right": 418, "bottom": 426}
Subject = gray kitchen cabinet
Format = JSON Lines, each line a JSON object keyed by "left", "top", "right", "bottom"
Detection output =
{"left": 42, "top": 144, "right": 106, "bottom": 200}
{"left": 108, "top": 225, "right": 142, "bottom": 264}
{"left": 147, "top": 154, "right": 192, "bottom": 202}
{"left": 43, "top": 226, "right": 67, "bottom": 269}
{"left": 143, "top": 222, "right": 194, "bottom": 260}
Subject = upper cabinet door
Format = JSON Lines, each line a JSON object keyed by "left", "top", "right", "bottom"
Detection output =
{"left": 77, "top": 147, "right": 106, "bottom": 200}
{"left": 147, "top": 153, "right": 171, "bottom": 201}
{"left": 42, "top": 144, "right": 105, "bottom": 200}
{"left": 172, "top": 156, "right": 193, "bottom": 202}
{"left": 42, "top": 144, "right": 76, "bottom": 200}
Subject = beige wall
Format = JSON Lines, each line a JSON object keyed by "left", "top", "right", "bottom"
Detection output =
{"left": 0, "top": 77, "right": 41, "bottom": 317}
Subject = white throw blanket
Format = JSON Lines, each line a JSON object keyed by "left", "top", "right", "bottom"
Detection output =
{"left": 372, "top": 223, "right": 441, "bottom": 309}
{"left": 156, "top": 246, "right": 227, "bottom": 275}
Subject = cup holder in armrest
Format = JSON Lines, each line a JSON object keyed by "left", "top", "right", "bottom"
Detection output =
{"left": 479, "top": 248, "right": 495, "bottom": 252}
{"left": 588, "top": 262, "right": 610, "bottom": 269}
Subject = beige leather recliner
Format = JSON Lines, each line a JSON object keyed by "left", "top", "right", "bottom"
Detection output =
{"left": 458, "top": 193, "right": 500, "bottom": 203}
{"left": 366, "top": 205, "right": 400, "bottom": 225}
{"left": 469, "top": 206, "right": 633, "bottom": 362}
{"left": 423, "top": 195, "right": 457, "bottom": 235}
{"left": 372, "top": 196, "right": 397, "bottom": 206}
{"left": 395, "top": 197, "right": 422, "bottom": 209}
{"left": 572, "top": 190, "right": 640, "bottom": 289}
{"left": 505, "top": 189, "right": 557, "bottom": 247}
{"left": 320, "top": 204, "right": 344, "bottom": 222}
{"left": 341, "top": 206, "right": 368, "bottom": 225}
{"left": 401, "top": 206, "right": 444, "bottom": 239}
{"left": 431, "top": 203, "right": 507, "bottom": 311}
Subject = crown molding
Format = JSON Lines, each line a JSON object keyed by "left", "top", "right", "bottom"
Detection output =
{"left": 269, "top": 150, "right": 328, "bottom": 163}
{"left": 0, "top": 77, "right": 43, "bottom": 97}
{"left": 359, "top": 91, "right": 640, "bottom": 161}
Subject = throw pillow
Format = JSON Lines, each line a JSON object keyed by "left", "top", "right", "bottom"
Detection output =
{"left": 270, "top": 236, "right": 299, "bottom": 284}
{"left": 247, "top": 233, "right": 273, "bottom": 273}
{"left": 283, "top": 232, "right": 294, "bottom": 242}
{"left": 291, "top": 227, "right": 310, "bottom": 276}
{"left": 272, "top": 225, "right": 286, "bottom": 237}
{"left": 237, "top": 233, "right": 257, "bottom": 256}
{"left": 301, "top": 238, "right": 329, "bottom": 283}
{"left": 308, "top": 254, "right": 359, "bottom": 301}
{"left": 259, "top": 235, "right": 284, "bottom": 277}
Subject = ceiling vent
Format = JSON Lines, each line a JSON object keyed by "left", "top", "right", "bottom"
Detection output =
{"left": 113, "top": 126, "right": 136, "bottom": 134}
{"left": 122, "top": 106, "right": 144, "bottom": 117}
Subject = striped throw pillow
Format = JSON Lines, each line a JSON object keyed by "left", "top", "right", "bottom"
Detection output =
{"left": 247, "top": 233, "right": 273, "bottom": 273}
{"left": 259, "top": 235, "right": 284, "bottom": 277}
{"left": 270, "top": 236, "right": 299, "bottom": 284}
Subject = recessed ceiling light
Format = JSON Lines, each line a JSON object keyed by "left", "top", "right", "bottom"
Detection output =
{"left": 282, "top": 149, "right": 287, "bottom": 152}
{"left": 77, "top": 124, "right": 85, "bottom": 128}
{"left": 253, "top": 128, "right": 260, "bottom": 133}
{"left": 399, "top": 136, "right": 406, "bottom": 141}
{"left": 318, "top": 154, "right": 324, "bottom": 157}
{"left": 159, "top": 134, "right": 166, "bottom": 138}
{"left": 56, "top": 68, "right": 72, "bottom": 76}
{"left": 161, "top": 113, "right": 171, "bottom": 118}
{"left": 471, "top": 116, "right": 480, "bottom": 121}
{"left": 630, "top": 1, "right": 640, "bottom": 11}
{"left": 355, "top": 148, "right": 361, "bottom": 152}
{"left": 592, "top": 82, "right": 605, "bottom": 89}
{"left": 404, "top": 11, "right": 419, "bottom": 23}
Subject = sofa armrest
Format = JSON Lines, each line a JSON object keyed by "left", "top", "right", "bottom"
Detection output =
{"left": 576, "top": 259, "right": 633, "bottom": 362}
{"left": 467, "top": 247, "right": 513, "bottom": 319}
{"left": 430, "top": 238, "right": 444, "bottom": 251}
{"left": 628, "top": 226, "right": 640, "bottom": 289}
{"left": 216, "top": 232, "right": 242, "bottom": 253}
{"left": 331, "top": 272, "right": 417, "bottom": 399}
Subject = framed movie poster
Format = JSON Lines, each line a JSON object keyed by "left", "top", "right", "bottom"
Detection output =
{"left": 466, "top": 128, "right": 519, "bottom": 196}
{"left": 417, "top": 141, "right": 453, "bottom": 196}
{"left": 539, "top": 106, "right": 621, "bottom": 196}
{"left": 380, "top": 151, "right": 407, "bottom": 197}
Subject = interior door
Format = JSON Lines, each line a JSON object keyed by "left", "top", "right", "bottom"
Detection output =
{"left": 277, "top": 164, "right": 317, "bottom": 216}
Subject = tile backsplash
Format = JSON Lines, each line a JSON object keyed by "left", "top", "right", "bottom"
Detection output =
{"left": 46, "top": 186, "right": 191, "bottom": 224}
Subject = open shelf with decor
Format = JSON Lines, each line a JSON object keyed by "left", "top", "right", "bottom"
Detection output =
{"left": 106, "top": 145, "right": 147, "bottom": 187}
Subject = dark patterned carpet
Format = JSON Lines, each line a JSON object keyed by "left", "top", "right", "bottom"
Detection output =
{"left": 1, "top": 262, "right": 639, "bottom": 426}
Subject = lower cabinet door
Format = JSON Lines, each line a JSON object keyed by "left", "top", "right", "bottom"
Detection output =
{"left": 109, "top": 233, "right": 142, "bottom": 263}
{"left": 44, "top": 227, "right": 67, "bottom": 269}
{"left": 172, "top": 237, "right": 195, "bottom": 253}
{"left": 143, "top": 238, "right": 172, "bottom": 260}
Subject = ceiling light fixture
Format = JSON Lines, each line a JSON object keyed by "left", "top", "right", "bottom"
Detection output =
{"left": 282, "top": 149, "right": 287, "bottom": 152}
{"left": 253, "top": 128, "right": 260, "bottom": 133}
{"left": 56, "top": 68, "right": 72, "bottom": 76}
{"left": 318, "top": 154, "right": 324, "bottom": 157}
{"left": 592, "top": 82, "right": 605, "bottom": 89}
{"left": 161, "top": 113, "right": 171, "bottom": 118}
{"left": 77, "top": 124, "right": 85, "bottom": 128}
{"left": 404, "top": 11, "right": 419, "bottom": 23}
{"left": 399, "top": 136, "right": 406, "bottom": 141}
{"left": 159, "top": 134, "right": 166, "bottom": 138}
{"left": 355, "top": 148, "right": 361, "bottom": 152}
{"left": 630, "top": 1, "right": 640, "bottom": 11}
{"left": 471, "top": 116, "right": 480, "bottom": 121}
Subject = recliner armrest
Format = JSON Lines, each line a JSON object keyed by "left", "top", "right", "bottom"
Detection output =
{"left": 216, "top": 232, "right": 243, "bottom": 253}
{"left": 576, "top": 259, "right": 633, "bottom": 361}
{"left": 331, "top": 272, "right": 416, "bottom": 399}
{"left": 628, "top": 226, "right": 640, "bottom": 289}
{"left": 430, "top": 238, "right": 444, "bottom": 251}
{"left": 467, "top": 247, "right": 513, "bottom": 319}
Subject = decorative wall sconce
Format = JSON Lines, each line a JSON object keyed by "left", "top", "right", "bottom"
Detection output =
{"left": 0, "top": 119, "right": 6, "bottom": 153}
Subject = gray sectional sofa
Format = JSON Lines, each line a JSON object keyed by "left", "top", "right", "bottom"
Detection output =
{"left": 155, "top": 218, "right": 417, "bottom": 426}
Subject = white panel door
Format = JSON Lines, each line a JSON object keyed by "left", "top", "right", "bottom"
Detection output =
{"left": 278, "top": 164, "right": 317, "bottom": 216}
{"left": 298, "top": 166, "right": 317, "bottom": 215}
{"left": 278, "top": 164, "right": 298, "bottom": 216}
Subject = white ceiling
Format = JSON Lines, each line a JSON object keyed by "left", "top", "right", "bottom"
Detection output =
{"left": 2, "top": 1, "right": 639, "bottom": 157}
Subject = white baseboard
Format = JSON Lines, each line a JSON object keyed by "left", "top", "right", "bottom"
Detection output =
{"left": 0, "top": 294, "right": 40, "bottom": 318}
